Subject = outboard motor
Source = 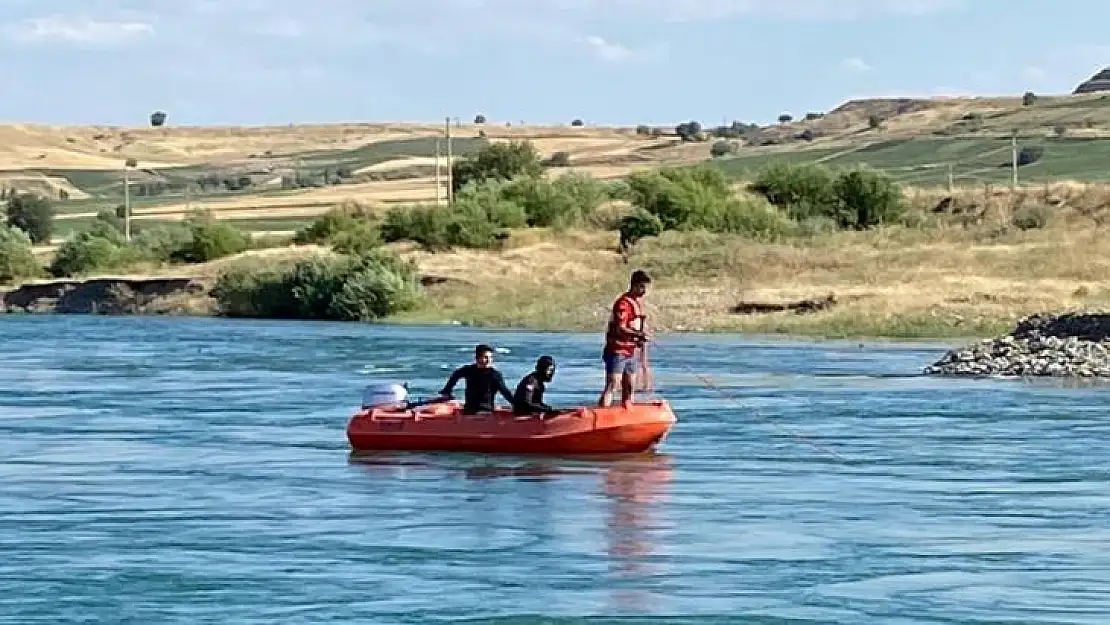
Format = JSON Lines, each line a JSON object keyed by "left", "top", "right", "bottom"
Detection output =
{"left": 361, "top": 381, "right": 410, "bottom": 409}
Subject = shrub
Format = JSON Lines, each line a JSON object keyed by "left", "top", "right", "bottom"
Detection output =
{"left": 624, "top": 165, "right": 795, "bottom": 238}
{"left": 626, "top": 165, "right": 735, "bottom": 231}
{"left": 710, "top": 140, "right": 736, "bottom": 157}
{"left": 1022, "top": 91, "right": 1036, "bottom": 106}
{"left": 330, "top": 221, "right": 382, "bottom": 255}
{"left": 1012, "top": 203, "right": 1050, "bottom": 230}
{"left": 675, "top": 121, "right": 702, "bottom": 141}
{"left": 451, "top": 141, "right": 543, "bottom": 192}
{"left": 380, "top": 197, "right": 512, "bottom": 251}
{"left": 294, "top": 210, "right": 362, "bottom": 245}
{"left": 571, "top": 119, "right": 584, "bottom": 126}
{"left": 6, "top": 193, "right": 54, "bottom": 244}
{"left": 131, "top": 223, "right": 193, "bottom": 261}
{"left": 498, "top": 173, "right": 609, "bottom": 229}
{"left": 474, "top": 114, "right": 487, "bottom": 124}
{"left": 750, "top": 162, "right": 903, "bottom": 229}
{"left": 618, "top": 209, "right": 663, "bottom": 248}
{"left": 95, "top": 209, "right": 125, "bottom": 234}
{"left": 693, "top": 195, "right": 798, "bottom": 239}
{"left": 635, "top": 124, "right": 651, "bottom": 135}
{"left": 0, "top": 225, "right": 39, "bottom": 283}
{"left": 868, "top": 114, "right": 882, "bottom": 129}
{"left": 171, "top": 216, "right": 249, "bottom": 263}
{"left": 211, "top": 249, "right": 422, "bottom": 321}
{"left": 150, "top": 111, "right": 167, "bottom": 127}
{"left": 543, "top": 151, "right": 571, "bottom": 167}
{"left": 49, "top": 221, "right": 140, "bottom": 277}
{"left": 828, "top": 167, "right": 904, "bottom": 229}
{"left": 1016, "top": 146, "right": 1044, "bottom": 166}
{"left": 749, "top": 162, "right": 837, "bottom": 220}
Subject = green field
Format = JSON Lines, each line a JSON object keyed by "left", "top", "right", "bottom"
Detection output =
{"left": 712, "top": 136, "right": 1110, "bottom": 186}
{"left": 15, "top": 136, "right": 488, "bottom": 205}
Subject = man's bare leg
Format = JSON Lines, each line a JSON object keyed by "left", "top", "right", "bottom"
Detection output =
{"left": 598, "top": 373, "right": 621, "bottom": 407}
{"left": 620, "top": 371, "right": 635, "bottom": 408}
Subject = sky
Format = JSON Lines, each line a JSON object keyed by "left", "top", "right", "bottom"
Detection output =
{"left": 3, "top": 0, "right": 1110, "bottom": 127}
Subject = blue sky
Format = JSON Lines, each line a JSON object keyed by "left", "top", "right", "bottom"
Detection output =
{"left": 3, "top": 1, "right": 1109, "bottom": 127}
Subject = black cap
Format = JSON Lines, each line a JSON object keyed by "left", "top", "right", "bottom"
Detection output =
{"left": 536, "top": 355, "right": 555, "bottom": 370}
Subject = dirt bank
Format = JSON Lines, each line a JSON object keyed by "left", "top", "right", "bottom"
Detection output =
{"left": 1, "top": 277, "right": 215, "bottom": 315}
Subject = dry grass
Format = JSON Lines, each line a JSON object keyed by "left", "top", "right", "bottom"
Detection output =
{"left": 18, "top": 207, "right": 1110, "bottom": 338}
{"left": 0, "top": 122, "right": 656, "bottom": 170}
{"left": 387, "top": 200, "right": 1110, "bottom": 338}
{"left": 26, "top": 178, "right": 1110, "bottom": 339}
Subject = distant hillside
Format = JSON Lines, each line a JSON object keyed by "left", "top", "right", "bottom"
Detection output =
{"left": 1074, "top": 68, "right": 1110, "bottom": 94}
{"left": 9, "top": 83, "right": 1110, "bottom": 245}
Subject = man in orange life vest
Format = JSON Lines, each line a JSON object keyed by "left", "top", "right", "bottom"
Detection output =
{"left": 598, "top": 269, "right": 651, "bottom": 409}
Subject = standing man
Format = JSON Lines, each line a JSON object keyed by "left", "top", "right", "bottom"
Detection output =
{"left": 598, "top": 270, "right": 651, "bottom": 409}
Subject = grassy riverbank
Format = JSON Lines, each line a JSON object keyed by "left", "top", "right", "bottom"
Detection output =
{"left": 383, "top": 219, "right": 1110, "bottom": 339}
{"left": 7, "top": 136, "right": 1110, "bottom": 339}
{"left": 8, "top": 216, "right": 1103, "bottom": 341}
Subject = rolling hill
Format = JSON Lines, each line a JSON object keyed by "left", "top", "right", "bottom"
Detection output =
{"left": 5, "top": 87, "right": 1110, "bottom": 242}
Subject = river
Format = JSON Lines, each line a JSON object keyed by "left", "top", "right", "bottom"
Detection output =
{"left": 1, "top": 315, "right": 1108, "bottom": 623}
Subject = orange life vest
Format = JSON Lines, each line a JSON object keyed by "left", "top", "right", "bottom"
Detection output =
{"left": 604, "top": 293, "right": 645, "bottom": 356}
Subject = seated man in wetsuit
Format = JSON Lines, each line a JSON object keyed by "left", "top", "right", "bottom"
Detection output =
{"left": 513, "top": 355, "right": 559, "bottom": 418}
{"left": 438, "top": 343, "right": 516, "bottom": 414}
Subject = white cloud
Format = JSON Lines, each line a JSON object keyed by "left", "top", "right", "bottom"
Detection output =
{"left": 9, "top": 16, "right": 154, "bottom": 45}
{"left": 585, "top": 36, "right": 634, "bottom": 63}
{"left": 839, "top": 57, "right": 872, "bottom": 73}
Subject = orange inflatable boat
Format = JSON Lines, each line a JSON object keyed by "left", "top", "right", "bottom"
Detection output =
{"left": 346, "top": 396, "right": 677, "bottom": 455}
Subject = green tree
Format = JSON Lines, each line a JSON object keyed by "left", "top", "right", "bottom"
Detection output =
{"left": 0, "top": 225, "right": 39, "bottom": 283}
{"left": 6, "top": 193, "right": 54, "bottom": 244}
{"left": 829, "top": 167, "right": 903, "bottom": 229}
{"left": 450, "top": 140, "right": 542, "bottom": 193}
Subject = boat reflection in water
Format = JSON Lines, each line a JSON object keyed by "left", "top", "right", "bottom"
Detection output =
{"left": 347, "top": 450, "right": 674, "bottom": 613}
{"left": 600, "top": 453, "right": 672, "bottom": 612}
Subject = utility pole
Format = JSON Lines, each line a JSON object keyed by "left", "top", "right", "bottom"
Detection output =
{"left": 445, "top": 116, "right": 453, "bottom": 204}
{"left": 123, "top": 168, "right": 131, "bottom": 241}
{"left": 1010, "top": 129, "right": 1019, "bottom": 190}
{"left": 434, "top": 138, "right": 442, "bottom": 205}
{"left": 947, "top": 163, "right": 954, "bottom": 193}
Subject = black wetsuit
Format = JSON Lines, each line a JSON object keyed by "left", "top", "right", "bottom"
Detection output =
{"left": 440, "top": 364, "right": 515, "bottom": 414}
{"left": 512, "top": 372, "right": 554, "bottom": 416}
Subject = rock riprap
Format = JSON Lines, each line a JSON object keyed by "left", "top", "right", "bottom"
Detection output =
{"left": 924, "top": 312, "right": 1110, "bottom": 377}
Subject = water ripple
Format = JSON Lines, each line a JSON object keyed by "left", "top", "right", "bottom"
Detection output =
{"left": 1, "top": 316, "right": 1108, "bottom": 623}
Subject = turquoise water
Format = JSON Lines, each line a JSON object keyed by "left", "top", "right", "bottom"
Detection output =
{"left": 2, "top": 316, "right": 1109, "bottom": 624}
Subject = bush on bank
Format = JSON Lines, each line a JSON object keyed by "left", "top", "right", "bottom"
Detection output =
{"left": 211, "top": 248, "right": 423, "bottom": 321}
{"left": 47, "top": 211, "right": 252, "bottom": 277}
{"left": 331, "top": 141, "right": 910, "bottom": 253}
{"left": 0, "top": 224, "right": 40, "bottom": 283}
{"left": 749, "top": 162, "right": 904, "bottom": 229}
{"left": 379, "top": 172, "right": 621, "bottom": 250}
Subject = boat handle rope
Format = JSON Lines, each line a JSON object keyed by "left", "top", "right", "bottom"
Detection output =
{"left": 637, "top": 302, "right": 849, "bottom": 463}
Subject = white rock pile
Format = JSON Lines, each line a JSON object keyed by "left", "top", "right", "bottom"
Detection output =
{"left": 923, "top": 312, "right": 1110, "bottom": 377}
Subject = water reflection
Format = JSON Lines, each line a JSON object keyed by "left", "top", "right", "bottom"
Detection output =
{"left": 347, "top": 451, "right": 673, "bottom": 612}
{"left": 601, "top": 453, "right": 673, "bottom": 613}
